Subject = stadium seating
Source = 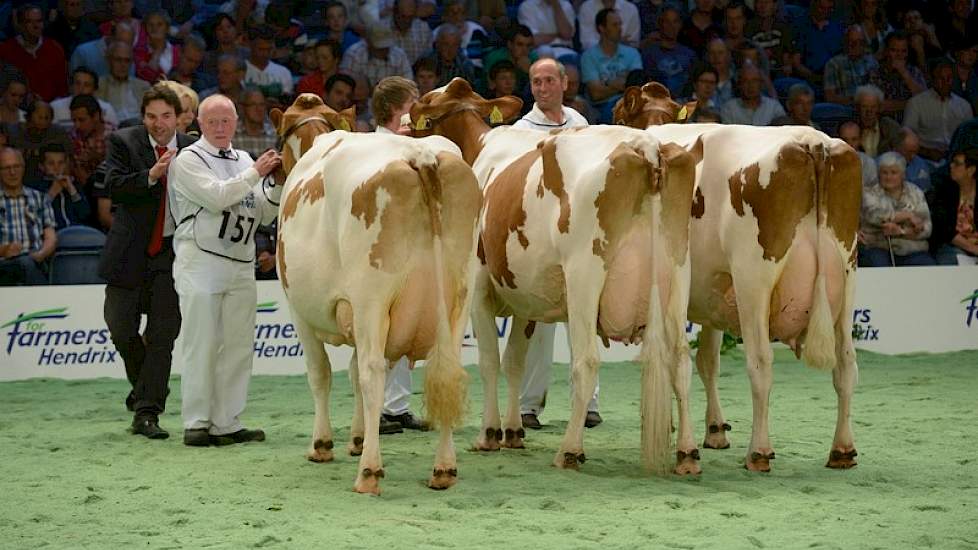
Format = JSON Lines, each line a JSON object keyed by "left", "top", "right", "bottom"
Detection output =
{"left": 49, "top": 225, "right": 106, "bottom": 285}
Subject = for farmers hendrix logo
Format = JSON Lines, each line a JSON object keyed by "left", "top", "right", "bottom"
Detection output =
{"left": 964, "top": 290, "right": 978, "bottom": 328}
{"left": 2, "top": 307, "right": 115, "bottom": 366}
{"left": 851, "top": 308, "right": 880, "bottom": 341}
{"left": 254, "top": 301, "right": 303, "bottom": 358}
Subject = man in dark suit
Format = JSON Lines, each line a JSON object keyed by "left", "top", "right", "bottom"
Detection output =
{"left": 98, "top": 83, "right": 196, "bottom": 440}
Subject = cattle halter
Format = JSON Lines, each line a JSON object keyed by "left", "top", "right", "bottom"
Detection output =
{"left": 276, "top": 115, "right": 335, "bottom": 151}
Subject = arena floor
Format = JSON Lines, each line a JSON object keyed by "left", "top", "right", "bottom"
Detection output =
{"left": 2, "top": 348, "right": 976, "bottom": 549}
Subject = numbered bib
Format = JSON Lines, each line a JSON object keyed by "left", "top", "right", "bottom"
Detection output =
{"left": 191, "top": 194, "right": 259, "bottom": 262}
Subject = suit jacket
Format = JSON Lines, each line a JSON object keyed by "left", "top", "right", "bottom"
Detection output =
{"left": 98, "top": 126, "right": 196, "bottom": 288}
{"left": 874, "top": 116, "right": 902, "bottom": 156}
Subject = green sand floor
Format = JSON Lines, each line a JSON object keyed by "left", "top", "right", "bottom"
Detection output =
{"left": 1, "top": 349, "right": 976, "bottom": 549}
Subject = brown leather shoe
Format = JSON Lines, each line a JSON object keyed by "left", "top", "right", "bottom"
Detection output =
{"left": 131, "top": 418, "right": 169, "bottom": 439}
{"left": 183, "top": 428, "right": 210, "bottom": 446}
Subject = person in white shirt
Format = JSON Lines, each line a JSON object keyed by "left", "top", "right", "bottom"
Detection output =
{"left": 244, "top": 26, "right": 294, "bottom": 107}
{"left": 51, "top": 67, "right": 120, "bottom": 129}
{"left": 517, "top": 0, "right": 577, "bottom": 60}
{"left": 167, "top": 94, "right": 284, "bottom": 447}
{"left": 903, "top": 60, "right": 975, "bottom": 162}
{"left": 369, "top": 76, "right": 430, "bottom": 433}
{"left": 513, "top": 58, "right": 602, "bottom": 429}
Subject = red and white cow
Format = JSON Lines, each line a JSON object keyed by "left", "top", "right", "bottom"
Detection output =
{"left": 270, "top": 94, "right": 483, "bottom": 494}
{"left": 411, "top": 79, "right": 699, "bottom": 474}
{"left": 614, "top": 82, "right": 862, "bottom": 471}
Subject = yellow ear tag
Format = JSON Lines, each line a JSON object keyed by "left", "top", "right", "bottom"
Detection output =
{"left": 489, "top": 106, "right": 503, "bottom": 124}
{"left": 415, "top": 114, "right": 428, "bottom": 131}
{"left": 338, "top": 119, "right": 351, "bottom": 131}
{"left": 676, "top": 105, "right": 688, "bottom": 121}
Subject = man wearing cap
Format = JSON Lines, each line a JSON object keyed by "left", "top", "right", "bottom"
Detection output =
{"left": 339, "top": 25, "right": 414, "bottom": 89}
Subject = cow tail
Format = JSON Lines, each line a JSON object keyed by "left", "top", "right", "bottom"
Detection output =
{"left": 801, "top": 145, "right": 837, "bottom": 371}
{"left": 639, "top": 143, "right": 674, "bottom": 475}
{"left": 414, "top": 157, "right": 468, "bottom": 431}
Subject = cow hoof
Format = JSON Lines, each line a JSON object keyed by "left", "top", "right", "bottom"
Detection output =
{"left": 502, "top": 428, "right": 525, "bottom": 449}
{"left": 353, "top": 468, "right": 384, "bottom": 495}
{"left": 307, "top": 439, "right": 335, "bottom": 463}
{"left": 703, "top": 422, "right": 731, "bottom": 449}
{"left": 474, "top": 428, "right": 501, "bottom": 451}
{"left": 745, "top": 450, "right": 775, "bottom": 472}
{"left": 428, "top": 467, "right": 458, "bottom": 490}
{"left": 826, "top": 448, "right": 858, "bottom": 469}
{"left": 348, "top": 436, "right": 364, "bottom": 456}
{"left": 674, "top": 448, "right": 702, "bottom": 475}
{"left": 555, "top": 451, "right": 586, "bottom": 470}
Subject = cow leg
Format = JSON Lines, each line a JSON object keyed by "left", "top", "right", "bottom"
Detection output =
{"left": 827, "top": 276, "right": 858, "bottom": 469}
{"left": 554, "top": 267, "right": 603, "bottom": 470}
{"left": 292, "top": 316, "right": 335, "bottom": 463}
{"left": 695, "top": 327, "right": 731, "bottom": 450}
{"left": 670, "top": 340, "right": 700, "bottom": 475}
{"left": 347, "top": 350, "right": 365, "bottom": 456}
{"left": 351, "top": 309, "right": 390, "bottom": 495}
{"left": 472, "top": 271, "right": 502, "bottom": 451}
{"left": 428, "top": 424, "right": 458, "bottom": 490}
{"left": 737, "top": 293, "right": 776, "bottom": 473}
{"left": 500, "top": 317, "right": 533, "bottom": 449}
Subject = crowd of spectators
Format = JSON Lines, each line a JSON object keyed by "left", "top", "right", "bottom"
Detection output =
{"left": 1, "top": 0, "right": 977, "bottom": 285}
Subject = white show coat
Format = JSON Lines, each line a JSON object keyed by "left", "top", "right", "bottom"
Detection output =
{"left": 167, "top": 137, "right": 283, "bottom": 434}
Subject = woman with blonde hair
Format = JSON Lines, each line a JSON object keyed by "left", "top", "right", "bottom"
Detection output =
{"left": 161, "top": 80, "right": 200, "bottom": 137}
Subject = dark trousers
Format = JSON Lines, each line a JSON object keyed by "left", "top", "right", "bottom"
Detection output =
{"left": 103, "top": 250, "right": 181, "bottom": 422}
{"left": 0, "top": 255, "right": 48, "bottom": 285}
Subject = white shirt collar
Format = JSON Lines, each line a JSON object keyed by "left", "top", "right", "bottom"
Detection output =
{"left": 197, "top": 136, "right": 236, "bottom": 157}
{"left": 375, "top": 125, "right": 396, "bottom": 134}
{"left": 148, "top": 132, "right": 177, "bottom": 152}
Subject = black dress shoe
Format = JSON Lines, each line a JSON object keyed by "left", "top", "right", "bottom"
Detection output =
{"left": 132, "top": 419, "right": 169, "bottom": 439}
{"left": 521, "top": 413, "right": 542, "bottom": 430}
{"left": 210, "top": 428, "right": 266, "bottom": 446}
{"left": 384, "top": 412, "right": 429, "bottom": 431}
{"left": 183, "top": 428, "right": 210, "bottom": 447}
{"left": 584, "top": 411, "right": 603, "bottom": 428}
{"left": 379, "top": 417, "right": 403, "bottom": 434}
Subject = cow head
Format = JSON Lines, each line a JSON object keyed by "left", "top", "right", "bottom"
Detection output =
{"left": 409, "top": 78, "right": 522, "bottom": 165}
{"left": 613, "top": 82, "right": 698, "bottom": 128}
{"left": 270, "top": 93, "right": 356, "bottom": 175}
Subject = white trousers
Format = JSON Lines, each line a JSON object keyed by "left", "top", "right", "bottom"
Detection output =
{"left": 519, "top": 323, "right": 600, "bottom": 416}
{"left": 383, "top": 356, "right": 412, "bottom": 416}
{"left": 174, "top": 242, "right": 257, "bottom": 435}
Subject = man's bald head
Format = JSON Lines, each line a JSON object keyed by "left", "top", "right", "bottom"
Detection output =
{"left": 198, "top": 94, "right": 239, "bottom": 149}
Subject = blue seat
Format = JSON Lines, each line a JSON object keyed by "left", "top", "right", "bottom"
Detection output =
{"left": 811, "top": 102, "right": 854, "bottom": 137}
{"left": 49, "top": 225, "right": 107, "bottom": 285}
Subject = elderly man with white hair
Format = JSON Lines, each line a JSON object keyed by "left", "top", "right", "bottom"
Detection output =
{"left": 855, "top": 84, "right": 902, "bottom": 158}
{"left": 167, "top": 94, "right": 284, "bottom": 447}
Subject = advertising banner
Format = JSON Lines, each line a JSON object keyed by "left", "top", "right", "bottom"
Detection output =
{"left": 1, "top": 267, "right": 975, "bottom": 381}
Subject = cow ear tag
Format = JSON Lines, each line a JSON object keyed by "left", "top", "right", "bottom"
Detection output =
{"left": 338, "top": 119, "right": 351, "bottom": 131}
{"left": 415, "top": 114, "right": 428, "bottom": 130}
{"left": 489, "top": 106, "right": 503, "bottom": 124}
{"left": 676, "top": 105, "right": 688, "bottom": 121}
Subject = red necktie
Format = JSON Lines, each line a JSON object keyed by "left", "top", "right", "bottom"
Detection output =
{"left": 147, "top": 145, "right": 169, "bottom": 256}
